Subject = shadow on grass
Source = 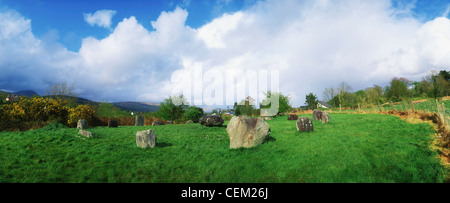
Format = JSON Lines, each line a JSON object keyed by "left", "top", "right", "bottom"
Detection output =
{"left": 157, "top": 142, "right": 173, "bottom": 148}
{"left": 200, "top": 125, "right": 227, "bottom": 128}
{"left": 266, "top": 136, "right": 276, "bottom": 143}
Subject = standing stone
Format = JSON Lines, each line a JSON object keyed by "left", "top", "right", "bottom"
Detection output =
{"left": 152, "top": 121, "right": 165, "bottom": 126}
{"left": 199, "top": 115, "right": 224, "bottom": 127}
{"left": 296, "top": 117, "right": 314, "bottom": 132}
{"left": 227, "top": 116, "right": 271, "bottom": 149}
{"left": 135, "top": 115, "right": 144, "bottom": 126}
{"left": 287, "top": 114, "right": 299, "bottom": 120}
{"left": 108, "top": 120, "right": 118, "bottom": 128}
{"left": 322, "top": 111, "right": 331, "bottom": 123}
{"left": 78, "top": 130, "right": 93, "bottom": 138}
{"left": 313, "top": 109, "right": 331, "bottom": 123}
{"left": 77, "top": 119, "right": 87, "bottom": 130}
{"left": 312, "top": 109, "right": 323, "bottom": 121}
{"left": 136, "top": 129, "right": 157, "bottom": 148}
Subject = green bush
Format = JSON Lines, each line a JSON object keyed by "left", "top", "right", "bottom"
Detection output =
{"left": 156, "top": 96, "right": 188, "bottom": 121}
{"left": 183, "top": 106, "right": 204, "bottom": 123}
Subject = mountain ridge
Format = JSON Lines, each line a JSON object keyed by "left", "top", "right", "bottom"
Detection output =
{"left": 1, "top": 89, "right": 160, "bottom": 112}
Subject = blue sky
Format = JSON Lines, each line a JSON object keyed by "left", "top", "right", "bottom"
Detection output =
{"left": 2, "top": 0, "right": 448, "bottom": 51}
{"left": 1, "top": 0, "right": 450, "bottom": 106}
{"left": 0, "top": 0, "right": 257, "bottom": 51}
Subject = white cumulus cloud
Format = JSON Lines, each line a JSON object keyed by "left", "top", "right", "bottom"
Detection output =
{"left": 83, "top": 9, "right": 117, "bottom": 29}
{"left": 1, "top": 0, "right": 450, "bottom": 106}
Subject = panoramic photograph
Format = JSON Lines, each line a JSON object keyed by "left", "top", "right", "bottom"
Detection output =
{"left": 1, "top": 0, "right": 450, "bottom": 198}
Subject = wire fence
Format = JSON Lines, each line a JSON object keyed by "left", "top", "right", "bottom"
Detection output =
{"left": 436, "top": 99, "right": 450, "bottom": 128}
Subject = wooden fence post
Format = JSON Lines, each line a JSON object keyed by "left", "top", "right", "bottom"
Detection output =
{"left": 436, "top": 98, "right": 439, "bottom": 112}
{"left": 442, "top": 104, "right": 447, "bottom": 126}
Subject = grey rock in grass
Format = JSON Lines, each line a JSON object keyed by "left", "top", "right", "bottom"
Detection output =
{"left": 199, "top": 115, "right": 224, "bottom": 127}
{"left": 152, "top": 121, "right": 165, "bottom": 126}
{"left": 185, "top": 120, "right": 193, "bottom": 124}
{"left": 312, "top": 110, "right": 330, "bottom": 123}
{"left": 312, "top": 109, "right": 323, "bottom": 121}
{"left": 296, "top": 117, "right": 314, "bottom": 132}
{"left": 108, "top": 120, "right": 118, "bottom": 128}
{"left": 135, "top": 115, "right": 144, "bottom": 126}
{"left": 136, "top": 129, "right": 157, "bottom": 148}
{"left": 322, "top": 111, "right": 331, "bottom": 123}
{"left": 287, "top": 114, "right": 298, "bottom": 120}
{"left": 78, "top": 130, "right": 93, "bottom": 138}
{"left": 226, "top": 116, "right": 271, "bottom": 149}
{"left": 77, "top": 119, "right": 87, "bottom": 130}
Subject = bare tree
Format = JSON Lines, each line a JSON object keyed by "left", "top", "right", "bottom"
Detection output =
{"left": 337, "top": 82, "right": 352, "bottom": 106}
{"left": 322, "top": 87, "right": 337, "bottom": 102}
{"left": 46, "top": 81, "right": 77, "bottom": 106}
{"left": 47, "top": 81, "right": 75, "bottom": 97}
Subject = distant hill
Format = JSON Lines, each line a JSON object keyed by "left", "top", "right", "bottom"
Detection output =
{"left": 42, "top": 96, "right": 160, "bottom": 112}
{"left": 13, "top": 90, "right": 40, "bottom": 97}
{"left": 0, "top": 90, "right": 8, "bottom": 101}
{"left": 112, "top": 102, "right": 160, "bottom": 113}
{"left": 0, "top": 90, "right": 39, "bottom": 101}
{"left": 43, "top": 95, "right": 100, "bottom": 106}
{"left": 2, "top": 89, "right": 160, "bottom": 112}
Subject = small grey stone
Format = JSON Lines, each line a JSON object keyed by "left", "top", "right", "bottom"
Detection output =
{"left": 296, "top": 117, "right": 314, "bottom": 132}
{"left": 287, "top": 114, "right": 298, "bottom": 120}
{"left": 199, "top": 115, "right": 224, "bottom": 127}
{"left": 77, "top": 119, "right": 87, "bottom": 130}
{"left": 136, "top": 129, "right": 157, "bottom": 148}
{"left": 108, "top": 120, "right": 118, "bottom": 128}
{"left": 78, "top": 130, "right": 93, "bottom": 138}
{"left": 152, "top": 121, "right": 165, "bottom": 126}
{"left": 135, "top": 115, "right": 144, "bottom": 126}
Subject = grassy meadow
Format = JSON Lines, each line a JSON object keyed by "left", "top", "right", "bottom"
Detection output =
{"left": 0, "top": 114, "right": 446, "bottom": 183}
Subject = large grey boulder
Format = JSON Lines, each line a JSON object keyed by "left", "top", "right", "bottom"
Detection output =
{"left": 77, "top": 119, "right": 87, "bottom": 130}
{"left": 135, "top": 115, "right": 144, "bottom": 126}
{"left": 296, "top": 117, "right": 314, "bottom": 132}
{"left": 312, "top": 109, "right": 323, "bottom": 121}
{"left": 226, "top": 116, "right": 271, "bottom": 149}
{"left": 199, "top": 115, "right": 224, "bottom": 127}
{"left": 312, "top": 110, "right": 330, "bottom": 123}
{"left": 78, "top": 130, "right": 93, "bottom": 138}
{"left": 136, "top": 129, "right": 157, "bottom": 148}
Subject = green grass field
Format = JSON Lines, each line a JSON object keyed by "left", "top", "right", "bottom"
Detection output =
{"left": 0, "top": 114, "right": 446, "bottom": 183}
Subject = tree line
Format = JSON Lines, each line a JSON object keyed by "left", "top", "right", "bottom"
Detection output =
{"left": 319, "top": 70, "right": 450, "bottom": 108}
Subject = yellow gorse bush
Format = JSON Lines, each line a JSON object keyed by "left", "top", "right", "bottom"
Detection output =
{"left": 0, "top": 97, "right": 96, "bottom": 128}
{"left": 67, "top": 105, "right": 96, "bottom": 127}
{"left": 2, "top": 103, "right": 26, "bottom": 122}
